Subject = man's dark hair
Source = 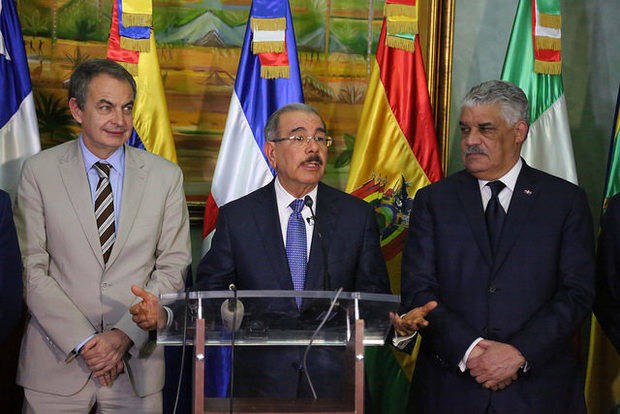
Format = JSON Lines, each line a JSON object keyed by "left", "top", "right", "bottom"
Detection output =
{"left": 68, "top": 59, "right": 137, "bottom": 109}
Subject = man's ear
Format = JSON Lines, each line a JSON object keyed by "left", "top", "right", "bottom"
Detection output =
{"left": 264, "top": 141, "right": 277, "bottom": 170}
{"left": 68, "top": 97, "right": 83, "bottom": 124}
{"left": 514, "top": 120, "right": 528, "bottom": 144}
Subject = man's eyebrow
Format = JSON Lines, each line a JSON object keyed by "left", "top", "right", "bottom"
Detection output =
{"left": 96, "top": 99, "right": 114, "bottom": 106}
{"left": 290, "top": 126, "right": 308, "bottom": 134}
{"left": 478, "top": 122, "right": 494, "bottom": 127}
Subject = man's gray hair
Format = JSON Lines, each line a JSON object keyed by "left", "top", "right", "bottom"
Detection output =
{"left": 68, "top": 59, "right": 137, "bottom": 110}
{"left": 264, "top": 103, "right": 326, "bottom": 141}
{"left": 462, "top": 80, "right": 530, "bottom": 126}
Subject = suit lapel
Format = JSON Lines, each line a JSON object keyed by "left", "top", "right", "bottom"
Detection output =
{"left": 253, "top": 181, "right": 294, "bottom": 290}
{"left": 305, "top": 183, "right": 338, "bottom": 291}
{"left": 58, "top": 141, "right": 105, "bottom": 269}
{"left": 491, "top": 163, "right": 538, "bottom": 276}
{"left": 456, "top": 171, "right": 493, "bottom": 267}
{"left": 105, "top": 145, "right": 147, "bottom": 268}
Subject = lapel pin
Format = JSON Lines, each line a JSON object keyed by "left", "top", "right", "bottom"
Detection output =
{"left": 523, "top": 189, "right": 533, "bottom": 195}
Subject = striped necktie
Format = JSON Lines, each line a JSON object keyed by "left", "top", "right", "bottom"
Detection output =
{"left": 94, "top": 162, "right": 115, "bottom": 264}
{"left": 286, "top": 199, "right": 307, "bottom": 308}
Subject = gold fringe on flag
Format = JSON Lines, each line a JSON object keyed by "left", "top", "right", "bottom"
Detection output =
{"left": 117, "top": 61, "right": 139, "bottom": 76}
{"left": 386, "top": 35, "right": 415, "bottom": 52}
{"left": 121, "top": 12, "right": 152, "bottom": 27}
{"left": 534, "top": 59, "right": 561, "bottom": 75}
{"left": 252, "top": 41, "right": 285, "bottom": 54}
{"left": 386, "top": 19, "right": 418, "bottom": 35}
{"left": 539, "top": 12, "right": 561, "bottom": 29}
{"left": 120, "top": 36, "right": 151, "bottom": 52}
{"left": 384, "top": 3, "right": 416, "bottom": 18}
{"left": 261, "top": 65, "right": 289, "bottom": 79}
{"left": 535, "top": 36, "right": 561, "bottom": 51}
{"left": 251, "top": 17, "right": 286, "bottom": 32}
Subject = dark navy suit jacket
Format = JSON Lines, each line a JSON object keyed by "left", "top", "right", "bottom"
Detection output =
{"left": 0, "top": 190, "right": 23, "bottom": 344}
{"left": 196, "top": 180, "right": 389, "bottom": 397}
{"left": 594, "top": 193, "right": 620, "bottom": 353}
{"left": 402, "top": 162, "right": 595, "bottom": 413}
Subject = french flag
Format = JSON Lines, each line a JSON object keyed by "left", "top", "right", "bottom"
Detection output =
{"left": 0, "top": 0, "right": 40, "bottom": 200}
{"left": 202, "top": 0, "right": 304, "bottom": 253}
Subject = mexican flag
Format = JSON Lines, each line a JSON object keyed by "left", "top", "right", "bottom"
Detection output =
{"left": 501, "top": 0, "right": 577, "bottom": 184}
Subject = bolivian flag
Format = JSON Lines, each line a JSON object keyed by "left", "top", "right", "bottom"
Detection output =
{"left": 345, "top": 0, "right": 442, "bottom": 411}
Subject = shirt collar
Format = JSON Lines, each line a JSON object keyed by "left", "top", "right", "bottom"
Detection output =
{"left": 477, "top": 158, "right": 522, "bottom": 193}
{"left": 274, "top": 176, "right": 318, "bottom": 212}
{"left": 79, "top": 135, "right": 125, "bottom": 174}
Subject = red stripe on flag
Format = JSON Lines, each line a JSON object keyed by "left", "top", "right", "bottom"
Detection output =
{"left": 386, "top": 0, "right": 415, "bottom": 6}
{"left": 258, "top": 44, "right": 290, "bottom": 67}
{"left": 202, "top": 193, "right": 219, "bottom": 239}
{"left": 376, "top": 24, "right": 442, "bottom": 183}
{"left": 106, "top": 0, "right": 139, "bottom": 65}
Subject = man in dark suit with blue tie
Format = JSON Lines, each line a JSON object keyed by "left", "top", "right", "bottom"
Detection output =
{"left": 401, "top": 80, "right": 595, "bottom": 413}
{"left": 0, "top": 189, "right": 22, "bottom": 343}
{"left": 196, "top": 103, "right": 391, "bottom": 398}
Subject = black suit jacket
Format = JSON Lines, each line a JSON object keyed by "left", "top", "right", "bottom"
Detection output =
{"left": 196, "top": 180, "right": 389, "bottom": 397}
{"left": 0, "top": 190, "right": 22, "bottom": 344}
{"left": 402, "top": 162, "right": 595, "bottom": 413}
{"left": 594, "top": 193, "right": 620, "bottom": 352}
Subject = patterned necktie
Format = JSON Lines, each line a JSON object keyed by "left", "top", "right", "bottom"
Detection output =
{"left": 286, "top": 199, "right": 307, "bottom": 307}
{"left": 485, "top": 180, "right": 506, "bottom": 256}
{"left": 94, "top": 162, "right": 115, "bottom": 264}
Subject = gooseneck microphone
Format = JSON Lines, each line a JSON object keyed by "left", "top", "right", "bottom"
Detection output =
{"left": 303, "top": 195, "right": 331, "bottom": 290}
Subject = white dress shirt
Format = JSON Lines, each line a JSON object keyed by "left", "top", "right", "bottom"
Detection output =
{"left": 274, "top": 177, "right": 317, "bottom": 261}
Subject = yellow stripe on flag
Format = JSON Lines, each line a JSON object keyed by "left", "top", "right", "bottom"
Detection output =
{"left": 346, "top": 60, "right": 431, "bottom": 195}
{"left": 133, "top": 31, "right": 177, "bottom": 164}
{"left": 121, "top": 0, "right": 152, "bottom": 27}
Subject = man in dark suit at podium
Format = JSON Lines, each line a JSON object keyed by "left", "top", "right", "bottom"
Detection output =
{"left": 401, "top": 80, "right": 595, "bottom": 413}
{"left": 195, "top": 103, "right": 391, "bottom": 398}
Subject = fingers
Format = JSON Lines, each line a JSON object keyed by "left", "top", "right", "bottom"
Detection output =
{"left": 131, "top": 285, "right": 150, "bottom": 301}
{"left": 420, "top": 301, "right": 438, "bottom": 315}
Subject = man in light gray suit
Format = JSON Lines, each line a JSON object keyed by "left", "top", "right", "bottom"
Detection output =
{"left": 14, "top": 59, "right": 191, "bottom": 413}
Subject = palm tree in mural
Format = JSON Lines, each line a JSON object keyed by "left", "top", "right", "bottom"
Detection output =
{"left": 333, "top": 133, "right": 356, "bottom": 169}
{"left": 34, "top": 92, "right": 77, "bottom": 148}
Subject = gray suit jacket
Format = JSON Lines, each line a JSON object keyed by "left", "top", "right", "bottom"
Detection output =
{"left": 14, "top": 140, "right": 191, "bottom": 397}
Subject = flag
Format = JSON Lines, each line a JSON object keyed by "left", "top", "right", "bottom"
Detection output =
{"left": 200, "top": 0, "right": 303, "bottom": 398}
{"left": 0, "top": 0, "right": 40, "bottom": 199}
{"left": 585, "top": 86, "right": 620, "bottom": 413}
{"left": 345, "top": 1, "right": 442, "bottom": 410}
{"left": 106, "top": 0, "right": 177, "bottom": 164}
{"left": 501, "top": 0, "right": 577, "bottom": 184}
{"left": 201, "top": 0, "right": 303, "bottom": 253}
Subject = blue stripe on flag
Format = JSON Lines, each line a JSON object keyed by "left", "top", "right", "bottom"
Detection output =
{"left": 117, "top": 0, "right": 150, "bottom": 40}
{"left": 234, "top": 0, "right": 304, "bottom": 173}
{"left": 127, "top": 128, "right": 146, "bottom": 151}
{"left": 0, "top": 0, "right": 33, "bottom": 127}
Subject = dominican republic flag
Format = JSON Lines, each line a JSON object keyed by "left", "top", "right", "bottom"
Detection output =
{"left": 201, "top": 0, "right": 304, "bottom": 253}
{"left": 0, "top": 0, "right": 40, "bottom": 199}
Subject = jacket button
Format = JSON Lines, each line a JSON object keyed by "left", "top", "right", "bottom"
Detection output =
{"left": 488, "top": 286, "right": 497, "bottom": 294}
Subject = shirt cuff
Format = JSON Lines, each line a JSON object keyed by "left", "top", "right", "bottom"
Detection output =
{"left": 458, "top": 337, "right": 484, "bottom": 372}
{"left": 75, "top": 333, "right": 96, "bottom": 353}
{"left": 163, "top": 305, "right": 174, "bottom": 329}
{"left": 392, "top": 331, "right": 417, "bottom": 349}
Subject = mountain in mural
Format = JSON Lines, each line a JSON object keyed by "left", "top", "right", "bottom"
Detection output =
{"left": 159, "top": 11, "right": 245, "bottom": 47}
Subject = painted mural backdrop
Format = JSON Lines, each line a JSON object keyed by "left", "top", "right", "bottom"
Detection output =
{"left": 18, "top": 0, "right": 387, "bottom": 193}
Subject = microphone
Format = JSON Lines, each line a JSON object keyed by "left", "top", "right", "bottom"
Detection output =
{"left": 303, "top": 195, "right": 330, "bottom": 290}
{"left": 221, "top": 284, "right": 244, "bottom": 331}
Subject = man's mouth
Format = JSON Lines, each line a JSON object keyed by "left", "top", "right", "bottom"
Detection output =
{"left": 301, "top": 157, "right": 323, "bottom": 168}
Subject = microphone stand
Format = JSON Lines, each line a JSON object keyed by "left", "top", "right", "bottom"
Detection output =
{"left": 228, "top": 284, "right": 237, "bottom": 414}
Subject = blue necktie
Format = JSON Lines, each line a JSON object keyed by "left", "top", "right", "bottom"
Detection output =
{"left": 286, "top": 199, "right": 307, "bottom": 307}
